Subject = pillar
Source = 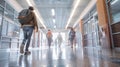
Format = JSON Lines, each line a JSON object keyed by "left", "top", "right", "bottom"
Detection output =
{"left": 79, "top": 19, "right": 84, "bottom": 47}
{"left": 96, "top": 0, "right": 112, "bottom": 48}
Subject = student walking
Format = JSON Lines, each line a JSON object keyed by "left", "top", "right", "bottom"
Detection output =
{"left": 69, "top": 28, "right": 76, "bottom": 48}
{"left": 57, "top": 32, "right": 63, "bottom": 48}
{"left": 46, "top": 30, "right": 53, "bottom": 48}
{"left": 18, "top": 6, "right": 38, "bottom": 55}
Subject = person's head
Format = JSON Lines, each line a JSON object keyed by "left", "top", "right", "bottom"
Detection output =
{"left": 29, "top": 6, "right": 34, "bottom": 11}
{"left": 71, "top": 27, "right": 74, "bottom": 31}
{"left": 48, "top": 29, "right": 50, "bottom": 31}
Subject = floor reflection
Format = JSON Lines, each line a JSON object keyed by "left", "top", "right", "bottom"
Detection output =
{"left": 46, "top": 49, "right": 53, "bottom": 67}
{"left": 19, "top": 55, "right": 30, "bottom": 67}
{"left": 0, "top": 46, "right": 120, "bottom": 67}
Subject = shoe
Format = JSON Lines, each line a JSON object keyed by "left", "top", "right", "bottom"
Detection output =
{"left": 24, "top": 51, "right": 31, "bottom": 55}
{"left": 20, "top": 45, "right": 24, "bottom": 54}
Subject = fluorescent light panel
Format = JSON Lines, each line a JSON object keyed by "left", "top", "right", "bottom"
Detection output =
{"left": 65, "top": 0, "right": 81, "bottom": 29}
{"left": 51, "top": 8, "right": 55, "bottom": 16}
{"left": 111, "top": 0, "right": 118, "bottom": 5}
{"left": 73, "top": 0, "right": 97, "bottom": 28}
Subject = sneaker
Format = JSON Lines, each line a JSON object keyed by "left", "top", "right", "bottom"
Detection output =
{"left": 24, "top": 51, "right": 31, "bottom": 55}
{"left": 20, "top": 45, "right": 24, "bottom": 54}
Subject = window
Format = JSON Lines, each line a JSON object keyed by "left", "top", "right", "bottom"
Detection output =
{"left": 7, "top": 22, "right": 14, "bottom": 36}
{"left": 0, "top": 0, "right": 5, "bottom": 7}
{"left": 84, "top": 23, "right": 87, "bottom": 34}
{"left": 110, "top": 0, "right": 120, "bottom": 23}
{"left": 0, "top": 6, "right": 4, "bottom": 15}
{"left": 2, "top": 20, "right": 8, "bottom": 36}
{"left": 7, "top": 22, "right": 20, "bottom": 37}
{"left": 6, "top": 3, "right": 14, "bottom": 13}
{"left": 0, "top": 1, "right": 20, "bottom": 38}
{"left": 0, "top": 14, "right": 2, "bottom": 25}
{"left": 0, "top": 15, "right": 2, "bottom": 36}
{"left": 4, "top": 10, "right": 14, "bottom": 20}
{"left": 14, "top": 11, "right": 19, "bottom": 24}
{"left": 4, "top": 3, "right": 14, "bottom": 20}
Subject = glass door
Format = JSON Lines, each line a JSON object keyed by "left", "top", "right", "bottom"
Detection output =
{"left": 92, "top": 13, "right": 99, "bottom": 47}
{"left": 83, "top": 12, "right": 99, "bottom": 47}
{"left": 89, "top": 15, "right": 99, "bottom": 47}
{"left": 0, "top": 15, "right": 2, "bottom": 37}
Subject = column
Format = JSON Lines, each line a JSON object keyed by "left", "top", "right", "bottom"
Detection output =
{"left": 79, "top": 19, "right": 84, "bottom": 47}
{"left": 96, "top": 0, "right": 112, "bottom": 48}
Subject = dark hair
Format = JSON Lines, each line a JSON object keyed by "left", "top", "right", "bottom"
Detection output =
{"left": 29, "top": 6, "right": 34, "bottom": 10}
{"left": 71, "top": 27, "right": 73, "bottom": 30}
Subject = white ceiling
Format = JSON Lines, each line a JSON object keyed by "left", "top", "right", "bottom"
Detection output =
{"left": 15, "top": 0, "right": 91, "bottom": 32}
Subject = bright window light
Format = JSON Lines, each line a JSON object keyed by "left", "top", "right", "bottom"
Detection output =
{"left": 26, "top": 0, "right": 33, "bottom": 6}
{"left": 53, "top": 19, "right": 55, "bottom": 23}
{"left": 111, "top": 0, "right": 118, "bottom": 5}
{"left": 51, "top": 8, "right": 55, "bottom": 16}
{"left": 54, "top": 25, "right": 56, "bottom": 28}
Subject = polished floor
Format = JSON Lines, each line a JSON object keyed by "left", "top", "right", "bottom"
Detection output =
{"left": 0, "top": 45, "right": 120, "bottom": 67}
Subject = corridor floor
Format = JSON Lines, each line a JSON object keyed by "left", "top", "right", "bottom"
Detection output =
{"left": 0, "top": 46, "right": 120, "bottom": 67}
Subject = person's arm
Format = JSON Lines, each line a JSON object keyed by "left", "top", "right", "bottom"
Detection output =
{"left": 32, "top": 12, "right": 38, "bottom": 32}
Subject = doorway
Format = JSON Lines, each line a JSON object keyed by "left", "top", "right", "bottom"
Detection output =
{"left": 83, "top": 12, "right": 100, "bottom": 47}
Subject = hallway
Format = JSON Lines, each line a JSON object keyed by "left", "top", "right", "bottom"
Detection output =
{"left": 0, "top": 46, "right": 120, "bottom": 67}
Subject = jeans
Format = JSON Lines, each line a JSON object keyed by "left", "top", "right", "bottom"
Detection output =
{"left": 22, "top": 26, "right": 34, "bottom": 51}
{"left": 47, "top": 37, "right": 52, "bottom": 47}
{"left": 69, "top": 37, "right": 75, "bottom": 46}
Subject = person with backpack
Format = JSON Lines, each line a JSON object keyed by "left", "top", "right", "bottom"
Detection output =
{"left": 69, "top": 27, "right": 76, "bottom": 48}
{"left": 18, "top": 6, "right": 38, "bottom": 55}
{"left": 46, "top": 30, "right": 53, "bottom": 48}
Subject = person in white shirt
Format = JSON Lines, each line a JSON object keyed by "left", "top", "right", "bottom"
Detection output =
{"left": 57, "top": 32, "right": 63, "bottom": 48}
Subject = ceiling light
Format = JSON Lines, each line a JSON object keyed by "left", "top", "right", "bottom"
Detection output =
{"left": 111, "top": 0, "right": 118, "bottom": 5}
{"left": 51, "top": 8, "right": 55, "bottom": 16}
{"left": 65, "top": 0, "right": 81, "bottom": 29}
{"left": 26, "top": 0, "right": 33, "bottom": 6}
{"left": 73, "top": 0, "right": 96, "bottom": 28}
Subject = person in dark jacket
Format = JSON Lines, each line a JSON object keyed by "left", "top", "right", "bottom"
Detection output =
{"left": 69, "top": 27, "right": 76, "bottom": 48}
{"left": 20, "top": 6, "right": 38, "bottom": 55}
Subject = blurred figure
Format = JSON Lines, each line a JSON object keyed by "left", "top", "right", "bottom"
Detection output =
{"left": 69, "top": 28, "right": 76, "bottom": 48}
{"left": 46, "top": 30, "right": 53, "bottom": 48}
{"left": 54, "top": 37, "right": 58, "bottom": 47}
{"left": 57, "top": 32, "right": 63, "bottom": 48}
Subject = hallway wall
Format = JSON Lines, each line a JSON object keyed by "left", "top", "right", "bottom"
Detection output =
{"left": 79, "top": 0, "right": 112, "bottom": 49}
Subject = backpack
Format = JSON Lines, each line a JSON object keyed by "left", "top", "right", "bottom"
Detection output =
{"left": 18, "top": 9, "right": 33, "bottom": 25}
